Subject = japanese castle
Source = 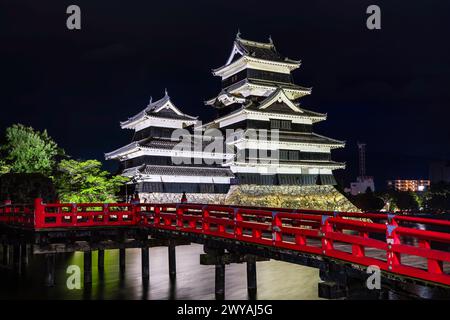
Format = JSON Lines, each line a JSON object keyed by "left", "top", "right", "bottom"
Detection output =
{"left": 105, "top": 91, "right": 234, "bottom": 203}
{"left": 204, "top": 33, "right": 345, "bottom": 186}
{"left": 106, "top": 33, "right": 351, "bottom": 209}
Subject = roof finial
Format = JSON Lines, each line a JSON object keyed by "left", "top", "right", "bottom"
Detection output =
{"left": 164, "top": 88, "right": 168, "bottom": 97}
{"left": 236, "top": 29, "right": 241, "bottom": 39}
{"left": 149, "top": 96, "right": 153, "bottom": 104}
{"left": 268, "top": 35, "right": 273, "bottom": 45}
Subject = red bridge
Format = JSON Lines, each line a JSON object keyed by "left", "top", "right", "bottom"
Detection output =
{"left": 1, "top": 198, "right": 450, "bottom": 299}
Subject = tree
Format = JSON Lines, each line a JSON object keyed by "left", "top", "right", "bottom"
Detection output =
{"left": 423, "top": 182, "right": 450, "bottom": 211}
{"left": 393, "top": 191, "right": 419, "bottom": 211}
{"left": 54, "top": 159, "right": 129, "bottom": 203}
{"left": 0, "top": 159, "right": 10, "bottom": 175}
{"left": 1, "top": 124, "right": 63, "bottom": 176}
{"left": 0, "top": 173, "right": 57, "bottom": 203}
{"left": 351, "top": 192, "right": 385, "bottom": 212}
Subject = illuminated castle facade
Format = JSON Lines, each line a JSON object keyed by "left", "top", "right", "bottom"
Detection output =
{"left": 203, "top": 33, "right": 345, "bottom": 186}
{"left": 106, "top": 33, "right": 352, "bottom": 209}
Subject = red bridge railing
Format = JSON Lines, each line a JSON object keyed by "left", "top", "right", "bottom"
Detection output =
{"left": 1, "top": 199, "right": 450, "bottom": 286}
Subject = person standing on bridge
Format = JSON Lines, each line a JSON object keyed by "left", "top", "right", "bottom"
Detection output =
{"left": 131, "top": 192, "right": 140, "bottom": 205}
{"left": 181, "top": 191, "right": 187, "bottom": 203}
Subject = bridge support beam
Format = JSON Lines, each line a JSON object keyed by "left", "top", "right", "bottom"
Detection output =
{"left": 318, "top": 281, "right": 346, "bottom": 299}
{"left": 246, "top": 256, "right": 257, "bottom": 298}
{"left": 2, "top": 244, "right": 8, "bottom": 265}
{"left": 13, "top": 244, "right": 21, "bottom": 274}
{"left": 98, "top": 249, "right": 104, "bottom": 272}
{"left": 141, "top": 247, "right": 149, "bottom": 280}
{"left": 84, "top": 251, "right": 92, "bottom": 285}
{"left": 45, "top": 253, "right": 55, "bottom": 287}
{"left": 8, "top": 245, "right": 13, "bottom": 266}
{"left": 201, "top": 248, "right": 268, "bottom": 300}
{"left": 215, "top": 262, "right": 225, "bottom": 300}
{"left": 21, "top": 244, "right": 29, "bottom": 267}
{"left": 168, "top": 240, "right": 176, "bottom": 281}
{"left": 119, "top": 248, "right": 126, "bottom": 274}
{"left": 318, "top": 261, "right": 383, "bottom": 299}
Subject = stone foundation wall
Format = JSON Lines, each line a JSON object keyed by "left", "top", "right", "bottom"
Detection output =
{"left": 139, "top": 185, "right": 357, "bottom": 212}
{"left": 225, "top": 184, "right": 358, "bottom": 212}
{"left": 138, "top": 192, "right": 227, "bottom": 205}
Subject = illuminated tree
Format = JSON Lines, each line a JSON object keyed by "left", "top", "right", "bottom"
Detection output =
{"left": 0, "top": 159, "right": 10, "bottom": 175}
{"left": 54, "top": 159, "right": 129, "bottom": 203}
{"left": 1, "top": 124, "right": 63, "bottom": 176}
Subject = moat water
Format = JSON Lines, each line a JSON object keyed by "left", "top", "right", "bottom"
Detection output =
{"left": 0, "top": 244, "right": 321, "bottom": 300}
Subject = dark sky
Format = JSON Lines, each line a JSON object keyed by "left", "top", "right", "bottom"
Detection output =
{"left": 1, "top": 0, "right": 450, "bottom": 189}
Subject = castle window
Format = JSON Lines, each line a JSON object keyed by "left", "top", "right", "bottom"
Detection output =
{"left": 270, "top": 119, "right": 281, "bottom": 129}
{"left": 270, "top": 119, "right": 291, "bottom": 130}
{"left": 288, "top": 150, "right": 299, "bottom": 160}
{"left": 280, "top": 150, "right": 289, "bottom": 160}
{"left": 280, "top": 120, "right": 291, "bottom": 130}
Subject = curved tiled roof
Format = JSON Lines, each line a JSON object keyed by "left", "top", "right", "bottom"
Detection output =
{"left": 235, "top": 36, "right": 300, "bottom": 64}
{"left": 139, "top": 165, "right": 234, "bottom": 177}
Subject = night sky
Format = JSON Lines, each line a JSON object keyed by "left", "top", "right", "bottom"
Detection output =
{"left": 1, "top": 0, "right": 450, "bottom": 189}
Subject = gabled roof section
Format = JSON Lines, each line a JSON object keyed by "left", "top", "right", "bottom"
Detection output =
{"left": 222, "top": 78, "right": 311, "bottom": 100}
{"left": 205, "top": 89, "right": 247, "bottom": 107}
{"left": 257, "top": 87, "right": 302, "bottom": 113}
{"left": 227, "top": 32, "right": 301, "bottom": 65}
{"left": 120, "top": 90, "right": 197, "bottom": 129}
{"left": 214, "top": 33, "right": 301, "bottom": 74}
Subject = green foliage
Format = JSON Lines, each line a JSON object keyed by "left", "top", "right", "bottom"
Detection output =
{"left": 0, "top": 159, "right": 10, "bottom": 174}
{"left": 1, "top": 124, "right": 62, "bottom": 176}
{"left": 354, "top": 184, "right": 450, "bottom": 213}
{"left": 376, "top": 190, "right": 421, "bottom": 211}
{"left": 395, "top": 191, "right": 419, "bottom": 211}
{"left": 54, "top": 159, "right": 128, "bottom": 203}
{"left": 350, "top": 192, "right": 385, "bottom": 212}
{"left": 0, "top": 173, "right": 57, "bottom": 203}
{"left": 423, "top": 182, "right": 450, "bottom": 211}
{"left": 0, "top": 124, "right": 128, "bottom": 203}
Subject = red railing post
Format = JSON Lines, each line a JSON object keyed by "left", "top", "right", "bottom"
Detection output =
{"left": 419, "top": 239, "right": 443, "bottom": 274}
{"left": 352, "top": 231, "right": 367, "bottom": 257}
{"left": 139, "top": 205, "right": 147, "bottom": 225}
{"left": 272, "top": 211, "right": 282, "bottom": 244}
{"left": 176, "top": 205, "right": 184, "bottom": 229}
{"left": 34, "top": 198, "right": 45, "bottom": 229}
{"left": 234, "top": 208, "right": 243, "bottom": 238}
{"left": 154, "top": 206, "right": 161, "bottom": 226}
{"left": 130, "top": 203, "right": 137, "bottom": 225}
{"left": 295, "top": 220, "right": 307, "bottom": 246}
{"left": 103, "top": 203, "right": 109, "bottom": 225}
{"left": 202, "top": 206, "right": 209, "bottom": 233}
{"left": 386, "top": 214, "right": 400, "bottom": 270}
{"left": 71, "top": 203, "right": 78, "bottom": 227}
{"left": 320, "top": 215, "right": 333, "bottom": 255}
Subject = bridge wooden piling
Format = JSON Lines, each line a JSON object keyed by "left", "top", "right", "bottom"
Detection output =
{"left": 2, "top": 244, "right": 8, "bottom": 266}
{"left": 8, "top": 245, "right": 13, "bottom": 267}
{"left": 45, "top": 253, "right": 55, "bottom": 287}
{"left": 141, "top": 247, "right": 149, "bottom": 280}
{"left": 84, "top": 251, "right": 92, "bottom": 285}
{"left": 168, "top": 240, "right": 176, "bottom": 280}
{"left": 246, "top": 256, "right": 257, "bottom": 298}
{"left": 215, "top": 262, "right": 225, "bottom": 300}
{"left": 119, "top": 248, "right": 126, "bottom": 274}
{"left": 98, "top": 249, "right": 104, "bottom": 272}
{"left": 13, "top": 244, "right": 21, "bottom": 274}
{"left": 21, "top": 244, "right": 28, "bottom": 267}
